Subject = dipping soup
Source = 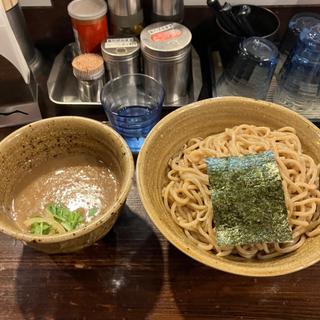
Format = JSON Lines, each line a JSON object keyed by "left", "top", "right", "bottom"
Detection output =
{"left": 11, "top": 154, "right": 119, "bottom": 234}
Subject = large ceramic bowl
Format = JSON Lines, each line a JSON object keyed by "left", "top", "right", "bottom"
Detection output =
{"left": 137, "top": 97, "right": 320, "bottom": 277}
{"left": 0, "top": 116, "right": 134, "bottom": 253}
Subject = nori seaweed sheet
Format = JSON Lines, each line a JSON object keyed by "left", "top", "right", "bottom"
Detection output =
{"left": 207, "top": 151, "right": 292, "bottom": 246}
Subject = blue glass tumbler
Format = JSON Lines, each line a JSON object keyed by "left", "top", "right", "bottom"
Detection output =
{"left": 216, "top": 37, "right": 279, "bottom": 100}
{"left": 277, "top": 12, "right": 320, "bottom": 72}
{"left": 101, "top": 74, "right": 165, "bottom": 153}
{"left": 273, "top": 23, "right": 320, "bottom": 118}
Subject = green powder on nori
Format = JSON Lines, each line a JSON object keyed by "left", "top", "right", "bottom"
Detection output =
{"left": 207, "top": 151, "right": 292, "bottom": 246}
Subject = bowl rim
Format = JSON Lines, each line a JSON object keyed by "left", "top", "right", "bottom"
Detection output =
{"left": 0, "top": 116, "right": 135, "bottom": 244}
{"left": 137, "top": 96, "right": 320, "bottom": 277}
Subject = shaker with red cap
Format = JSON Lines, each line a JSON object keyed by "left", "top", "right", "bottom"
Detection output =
{"left": 68, "top": 0, "right": 108, "bottom": 53}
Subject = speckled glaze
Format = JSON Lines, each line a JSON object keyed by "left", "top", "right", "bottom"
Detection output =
{"left": 0, "top": 116, "right": 134, "bottom": 253}
{"left": 137, "top": 97, "right": 320, "bottom": 277}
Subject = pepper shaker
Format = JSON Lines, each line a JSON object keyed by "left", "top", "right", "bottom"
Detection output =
{"left": 101, "top": 37, "right": 140, "bottom": 79}
{"left": 72, "top": 53, "right": 105, "bottom": 102}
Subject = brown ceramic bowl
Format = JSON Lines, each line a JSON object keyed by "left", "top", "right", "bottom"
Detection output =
{"left": 137, "top": 97, "right": 320, "bottom": 277}
{"left": 0, "top": 116, "right": 134, "bottom": 253}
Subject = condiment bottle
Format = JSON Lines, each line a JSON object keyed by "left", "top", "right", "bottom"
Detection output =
{"left": 140, "top": 22, "right": 192, "bottom": 105}
{"left": 101, "top": 37, "right": 140, "bottom": 80}
{"left": 107, "top": 0, "right": 143, "bottom": 36}
{"left": 67, "top": 0, "right": 108, "bottom": 54}
{"left": 152, "top": 0, "right": 184, "bottom": 23}
{"left": 72, "top": 53, "right": 105, "bottom": 102}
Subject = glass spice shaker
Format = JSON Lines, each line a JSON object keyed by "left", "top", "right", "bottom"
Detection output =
{"left": 107, "top": 0, "right": 144, "bottom": 36}
{"left": 72, "top": 53, "right": 105, "bottom": 102}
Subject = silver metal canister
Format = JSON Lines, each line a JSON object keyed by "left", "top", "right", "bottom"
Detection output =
{"left": 101, "top": 37, "right": 140, "bottom": 80}
{"left": 152, "top": 0, "right": 184, "bottom": 23}
{"left": 107, "top": 0, "right": 143, "bottom": 36}
{"left": 140, "top": 22, "right": 192, "bottom": 105}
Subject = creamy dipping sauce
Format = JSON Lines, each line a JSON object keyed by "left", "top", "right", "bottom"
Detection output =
{"left": 11, "top": 154, "right": 119, "bottom": 232}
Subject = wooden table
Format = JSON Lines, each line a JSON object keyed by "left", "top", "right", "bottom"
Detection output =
{"left": 1, "top": 174, "right": 320, "bottom": 320}
{"left": 0, "top": 124, "right": 320, "bottom": 320}
{"left": 1, "top": 66, "right": 320, "bottom": 318}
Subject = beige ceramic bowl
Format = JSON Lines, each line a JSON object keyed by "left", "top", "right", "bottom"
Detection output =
{"left": 0, "top": 116, "right": 134, "bottom": 253}
{"left": 137, "top": 97, "right": 320, "bottom": 277}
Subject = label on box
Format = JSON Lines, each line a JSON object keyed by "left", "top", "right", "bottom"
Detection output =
{"left": 148, "top": 24, "right": 182, "bottom": 42}
{"left": 148, "top": 23, "right": 174, "bottom": 35}
{"left": 104, "top": 38, "right": 138, "bottom": 49}
{"left": 151, "top": 29, "right": 182, "bottom": 42}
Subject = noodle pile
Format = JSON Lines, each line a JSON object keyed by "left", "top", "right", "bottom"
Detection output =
{"left": 162, "top": 125, "right": 320, "bottom": 259}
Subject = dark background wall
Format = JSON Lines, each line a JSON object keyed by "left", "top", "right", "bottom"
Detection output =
{"left": 20, "top": 1, "right": 320, "bottom": 60}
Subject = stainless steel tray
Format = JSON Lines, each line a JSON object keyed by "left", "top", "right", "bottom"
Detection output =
{"left": 47, "top": 43, "right": 203, "bottom": 108}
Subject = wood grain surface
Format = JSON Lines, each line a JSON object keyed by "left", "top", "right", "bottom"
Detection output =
{"left": 1, "top": 74, "right": 320, "bottom": 320}
{"left": 0, "top": 170, "right": 320, "bottom": 319}
{"left": 2, "top": 4, "right": 320, "bottom": 318}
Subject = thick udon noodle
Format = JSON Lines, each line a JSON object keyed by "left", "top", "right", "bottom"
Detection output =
{"left": 162, "top": 125, "right": 320, "bottom": 259}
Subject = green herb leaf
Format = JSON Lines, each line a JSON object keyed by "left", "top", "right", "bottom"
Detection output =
{"left": 88, "top": 208, "right": 97, "bottom": 217}
{"left": 31, "top": 222, "right": 51, "bottom": 235}
{"left": 61, "top": 211, "right": 83, "bottom": 232}
{"left": 46, "top": 203, "right": 84, "bottom": 232}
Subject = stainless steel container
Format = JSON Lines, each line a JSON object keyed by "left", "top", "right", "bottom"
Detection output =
{"left": 108, "top": 0, "right": 140, "bottom": 16}
{"left": 107, "top": 0, "right": 143, "bottom": 36}
{"left": 152, "top": 0, "right": 184, "bottom": 23}
{"left": 101, "top": 37, "right": 140, "bottom": 79}
{"left": 140, "top": 22, "right": 192, "bottom": 105}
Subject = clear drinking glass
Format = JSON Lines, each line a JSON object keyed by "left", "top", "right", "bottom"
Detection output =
{"left": 273, "top": 23, "right": 320, "bottom": 118}
{"left": 216, "top": 37, "right": 279, "bottom": 100}
{"left": 277, "top": 12, "right": 320, "bottom": 72}
{"left": 100, "top": 74, "right": 165, "bottom": 153}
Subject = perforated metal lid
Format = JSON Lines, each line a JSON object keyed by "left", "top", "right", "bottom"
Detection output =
{"left": 140, "top": 22, "right": 192, "bottom": 60}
